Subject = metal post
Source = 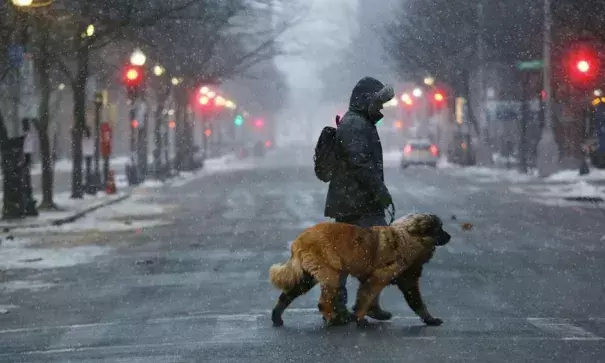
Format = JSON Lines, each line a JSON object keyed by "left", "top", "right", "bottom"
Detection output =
{"left": 477, "top": 0, "right": 489, "bottom": 163}
{"left": 537, "top": 0, "right": 558, "bottom": 177}
{"left": 202, "top": 114, "right": 208, "bottom": 159}
{"left": 93, "top": 91, "right": 102, "bottom": 190}
{"left": 128, "top": 102, "right": 138, "bottom": 185}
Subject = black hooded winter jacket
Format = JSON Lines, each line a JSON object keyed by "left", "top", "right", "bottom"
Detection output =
{"left": 324, "top": 77, "right": 393, "bottom": 218}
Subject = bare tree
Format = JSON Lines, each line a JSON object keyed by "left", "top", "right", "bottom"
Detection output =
{"left": 45, "top": 0, "right": 207, "bottom": 198}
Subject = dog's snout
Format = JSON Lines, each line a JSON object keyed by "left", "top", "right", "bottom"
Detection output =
{"left": 436, "top": 230, "right": 451, "bottom": 246}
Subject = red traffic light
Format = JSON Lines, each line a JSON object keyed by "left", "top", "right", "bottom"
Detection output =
{"left": 566, "top": 45, "right": 600, "bottom": 83}
{"left": 123, "top": 66, "right": 143, "bottom": 86}
{"left": 577, "top": 60, "right": 590, "bottom": 73}
{"left": 254, "top": 119, "right": 264, "bottom": 128}
{"left": 204, "top": 129, "right": 212, "bottom": 137}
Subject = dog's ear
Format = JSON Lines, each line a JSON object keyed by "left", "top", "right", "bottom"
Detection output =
{"left": 401, "top": 213, "right": 442, "bottom": 235}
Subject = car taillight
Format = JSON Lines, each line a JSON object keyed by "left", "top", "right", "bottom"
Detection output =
{"left": 430, "top": 144, "right": 438, "bottom": 156}
{"left": 404, "top": 145, "right": 412, "bottom": 154}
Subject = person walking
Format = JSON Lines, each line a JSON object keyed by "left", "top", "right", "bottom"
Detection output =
{"left": 324, "top": 76, "right": 395, "bottom": 323}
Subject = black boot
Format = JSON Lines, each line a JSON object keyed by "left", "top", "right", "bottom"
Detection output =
{"left": 365, "top": 295, "right": 392, "bottom": 321}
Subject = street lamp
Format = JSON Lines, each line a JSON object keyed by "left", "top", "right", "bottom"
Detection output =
{"left": 153, "top": 64, "right": 165, "bottom": 77}
{"left": 58, "top": 83, "right": 65, "bottom": 91}
{"left": 11, "top": 0, "right": 33, "bottom": 6}
{"left": 413, "top": 88, "right": 423, "bottom": 97}
{"left": 424, "top": 76, "right": 435, "bottom": 86}
{"left": 85, "top": 24, "right": 95, "bottom": 37}
{"left": 130, "top": 49, "right": 146, "bottom": 66}
{"left": 200, "top": 86, "right": 210, "bottom": 94}
{"left": 171, "top": 77, "right": 180, "bottom": 86}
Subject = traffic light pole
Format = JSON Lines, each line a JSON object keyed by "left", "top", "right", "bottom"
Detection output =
{"left": 202, "top": 114, "right": 208, "bottom": 159}
{"left": 537, "top": 0, "right": 558, "bottom": 177}
{"left": 128, "top": 103, "right": 139, "bottom": 185}
{"left": 93, "top": 92, "right": 102, "bottom": 190}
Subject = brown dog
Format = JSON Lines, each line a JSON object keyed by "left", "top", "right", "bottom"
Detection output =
{"left": 269, "top": 213, "right": 450, "bottom": 327}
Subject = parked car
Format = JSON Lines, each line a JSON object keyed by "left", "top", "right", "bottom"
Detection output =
{"left": 401, "top": 138, "right": 439, "bottom": 169}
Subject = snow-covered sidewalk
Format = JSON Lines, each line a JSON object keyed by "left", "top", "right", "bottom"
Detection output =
{"left": 438, "top": 160, "right": 539, "bottom": 183}
{"left": 0, "top": 192, "right": 130, "bottom": 230}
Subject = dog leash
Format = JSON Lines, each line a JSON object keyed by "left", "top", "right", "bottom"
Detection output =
{"left": 386, "top": 203, "right": 395, "bottom": 225}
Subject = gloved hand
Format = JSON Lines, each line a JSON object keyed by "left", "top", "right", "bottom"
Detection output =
{"left": 376, "top": 188, "right": 393, "bottom": 208}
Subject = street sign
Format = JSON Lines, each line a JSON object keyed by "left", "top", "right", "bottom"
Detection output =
{"left": 516, "top": 60, "right": 544, "bottom": 70}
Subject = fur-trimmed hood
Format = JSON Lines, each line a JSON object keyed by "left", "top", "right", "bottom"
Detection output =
{"left": 348, "top": 76, "right": 394, "bottom": 124}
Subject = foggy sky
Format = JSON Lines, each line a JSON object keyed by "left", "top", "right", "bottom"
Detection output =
{"left": 274, "top": 0, "right": 398, "bottom": 145}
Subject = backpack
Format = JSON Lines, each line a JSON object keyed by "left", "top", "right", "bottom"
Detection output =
{"left": 314, "top": 117, "right": 340, "bottom": 182}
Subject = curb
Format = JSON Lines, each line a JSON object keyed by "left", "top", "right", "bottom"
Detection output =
{"left": 0, "top": 194, "right": 131, "bottom": 231}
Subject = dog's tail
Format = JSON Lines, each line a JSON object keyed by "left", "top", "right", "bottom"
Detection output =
{"left": 269, "top": 253, "right": 304, "bottom": 291}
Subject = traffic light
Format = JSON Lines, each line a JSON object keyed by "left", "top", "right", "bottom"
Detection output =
{"left": 199, "top": 96, "right": 210, "bottom": 105}
{"left": 254, "top": 118, "right": 264, "bottom": 128}
{"left": 234, "top": 114, "right": 244, "bottom": 126}
{"left": 401, "top": 93, "right": 413, "bottom": 107}
{"left": 204, "top": 128, "right": 212, "bottom": 137}
{"left": 432, "top": 90, "right": 446, "bottom": 109}
{"left": 577, "top": 60, "right": 590, "bottom": 73}
{"left": 564, "top": 44, "right": 600, "bottom": 86}
{"left": 394, "top": 120, "right": 403, "bottom": 129}
{"left": 434, "top": 91, "right": 445, "bottom": 102}
{"left": 123, "top": 65, "right": 143, "bottom": 101}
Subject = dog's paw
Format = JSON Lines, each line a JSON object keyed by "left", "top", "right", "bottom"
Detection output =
{"left": 271, "top": 310, "right": 284, "bottom": 327}
{"left": 423, "top": 317, "right": 443, "bottom": 326}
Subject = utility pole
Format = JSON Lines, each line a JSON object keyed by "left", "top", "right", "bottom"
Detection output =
{"left": 477, "top": 0, "right": 489, "bottom": 163}
{"left": 537, "top": 0, "right": 558, "bottom": 177}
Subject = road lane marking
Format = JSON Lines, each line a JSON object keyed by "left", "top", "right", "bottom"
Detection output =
{"left": 527, "top": 318, "right": 603, "bottom": 341}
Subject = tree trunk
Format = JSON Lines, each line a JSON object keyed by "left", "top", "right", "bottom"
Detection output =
{"left": 174, "top": 88, "right": 187, "bottom": 171}
{"left": 462, "top": 69, "right": 480, "bottom": 136}
{"left": 33, "top": 25, "right": 57, "bottom": 210}
{"left": 71, "top": 42, "right": 89, "bottom": 199}
{"left": 153, "top": 93, "right": 167, "bottom": 178}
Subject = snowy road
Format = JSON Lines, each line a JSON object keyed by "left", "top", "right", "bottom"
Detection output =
{"left": 1, "top": 148, "right": 604, "bottom": 362}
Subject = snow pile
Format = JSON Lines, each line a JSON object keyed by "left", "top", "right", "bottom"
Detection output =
{"left": 92, "top": 195, "right": 171, "bottom": 218}
{"left": 9, "top": 194, "right": 171, "bottom": 235}
{"left": 0, "top": 236, "right": 112, "bottom": 270}
{"left": 141, "top": 179, "right": 165, "bottom": 188}
{"left": 17, "top": 217, "right": 170, "bottom": 234}
{"left": 509, "top": 180, "right": 605, "bottom": 208}
{"left": 527, "top": 181, "right": 604, "bottom": 199}
{"left": 444, "top": 165, "right": 537, "bottom": 183}
{"left": 30, "top": 155, "right": 135, "bottom": 175}
{"left": 546, "top": 168, "right": 605, "bottom": 183}
{"left": 170, "top": 154, "right": 256, "bottom": 187}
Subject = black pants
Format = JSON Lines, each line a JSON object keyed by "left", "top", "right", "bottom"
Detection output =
{"left": 334, "top": 215, "right": 388, "bottom": 306}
